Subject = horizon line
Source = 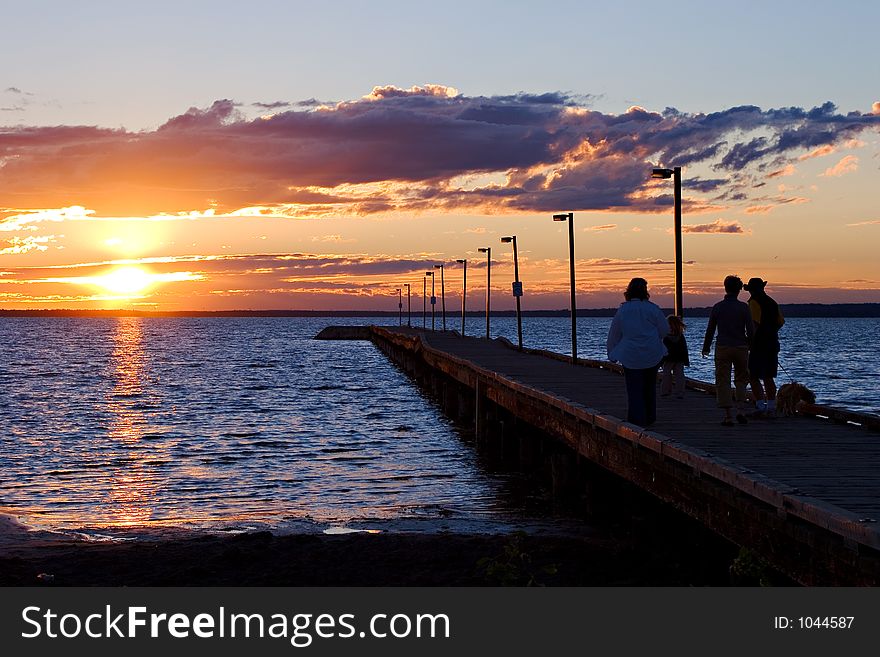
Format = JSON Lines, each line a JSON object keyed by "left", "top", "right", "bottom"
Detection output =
{"left": 2, "top": 302, "right": 880, "bottom": 319}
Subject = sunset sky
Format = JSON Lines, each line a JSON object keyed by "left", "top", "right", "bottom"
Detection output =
{"left": 2, "top": 0, "right": 878, "bottom": 311}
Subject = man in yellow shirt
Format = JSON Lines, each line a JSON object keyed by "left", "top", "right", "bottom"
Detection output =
{"left": 744, "top": 277, "right": 785, "bottom": 416}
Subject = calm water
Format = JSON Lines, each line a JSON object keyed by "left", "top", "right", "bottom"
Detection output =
{"left": 482, "top": 315, "right": 880, "bottom": 415}
{"left": 0, "top": 315, "right": 877, "bottom": 537}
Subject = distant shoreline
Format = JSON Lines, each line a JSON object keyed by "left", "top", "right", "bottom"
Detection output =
{"left": 2, "top": 303, "right": 880, "bottom": 318}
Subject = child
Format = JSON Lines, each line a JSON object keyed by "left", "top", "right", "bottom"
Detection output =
{"left": 660, "top": 315, "right": 689, "bottom": 398}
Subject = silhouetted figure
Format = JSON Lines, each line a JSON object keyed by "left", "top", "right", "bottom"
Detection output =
{"left": 606, "top": 278, "right": 669, "bottom": 427}
{"left": 660, "top": 315, "right": 689, "bottom": 398}
{"left": 744, "top": 277, "right": 785, "bottom": 417}
{"left": 702, "top": 275, "right": 754, "bottom": 426}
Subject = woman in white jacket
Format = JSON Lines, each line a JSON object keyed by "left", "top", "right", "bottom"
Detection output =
{"left": 606, "top": 278, "right": 669, "bottom": 427}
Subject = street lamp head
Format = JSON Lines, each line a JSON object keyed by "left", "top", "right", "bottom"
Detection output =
{"left": 455, "top": 259, "right": 466, "bottom": 264}
{"left": 425, "top": 271, "right": 433, "bottom": 276}
{"left": 500, "top": 236, "right": 513, "bottom": 243}
{"left": 552, "top": 213, "right": 571, "bottom": 221}
{"left": 652, "top": 167, "right": 674, "bottom": 179}
{"left": 434, "top": 263, "right": 443, "bottom": 269}
{"left": 477, "top": 247, "right": 489, "bottom": 253}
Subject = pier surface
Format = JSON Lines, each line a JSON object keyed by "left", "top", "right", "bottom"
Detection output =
{"left": 318, "top": 325, "right": 880, "bottom": 585}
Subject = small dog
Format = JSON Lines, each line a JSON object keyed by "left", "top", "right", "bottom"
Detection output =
{"left": 775, "top": 382, "right": 816, "bottom": 416}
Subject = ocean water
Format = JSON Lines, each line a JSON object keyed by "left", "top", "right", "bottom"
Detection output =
{"left": 481, "top": 315, "right": 880, "bottom": 415}
{"left": 0, "top": 315, "right": 877, "bottom": 537}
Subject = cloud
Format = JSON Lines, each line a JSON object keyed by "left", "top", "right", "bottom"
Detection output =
{"left": 0, "top": 250, "right": 475, "bottom": 306}
{"left": 0, "top": 252, "right": 439, "bottom": 282}
{"left": 680, "top": 219, "right": 746, "bottom": 234}
{"left": 252, "top": 101, "right": 292, "bottom": 110}
{"left": 586, "top": 224, "right": 617, "bottom": 231}
{"left": 363, "top": 84, "right": 460, "bottom": 101}
{"left": 767, "top": 164, "right": 796, "bottom": 178}
{"left": 0, "top": 206, "right": 95, "bottom": 231}
{"left": 1, "top": 87, "right": 35, "bottom": 112}
{"left": 846, "top": 219, "right": 880, "bottom": 227}
{"left": 744, "top": 195, "right": 809, "bottom": 214}
{"left": 797, "top": 144, "right": 836, "bottom": 161}
{"left": 821, "top": 155, "right": 859, "bottom": 177}
{"left": 1, "top": 89, "right": 878, "bottom": 219}
{"left": 310, "top": 234, "right": 355, "bottom": 243}
{"left": 0, "top": 235, "right": 56, "bottom": 254}
{"left": 684, "top": 177, "right": 728, "bottom": 192}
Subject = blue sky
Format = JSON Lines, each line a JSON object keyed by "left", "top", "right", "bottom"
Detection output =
{"left": 4, "top": 0, "right": 877, "bottom": 128}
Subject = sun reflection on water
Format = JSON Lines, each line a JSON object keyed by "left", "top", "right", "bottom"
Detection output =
{"left": 104, "top": 317, "right": 157, "bottom": 526}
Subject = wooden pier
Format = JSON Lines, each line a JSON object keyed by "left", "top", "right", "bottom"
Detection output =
{"left": 317, "top": 325, "right": 880, "bottom": 585}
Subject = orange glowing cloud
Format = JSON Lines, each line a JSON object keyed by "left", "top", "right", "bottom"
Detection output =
{"left": 821, "top": 155, "right": 859, "bottom": 177}
{"left": 680, "top": 219, "right": 747, "bottom": 234}
{"left": 767, "top": 164, "right": 796, "bottom": 178}
{"left": 798, "top": 144, "right": 837, "bottom": 161}
{"left": 1, "top": 235, "right": 56, "bottom": 254}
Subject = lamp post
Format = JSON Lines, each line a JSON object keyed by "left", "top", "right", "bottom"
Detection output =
{"left": 425, "top": 270, "right": 435, "bottom": 330}
{"left": 433, "top": 263, "right": 446, "bottom": 330}
{"left": 422, "top": 275, "right": 427, "bottom": 329}
{"left": 396, "top": 287, "right": 402, "bottom": 326}
{"left": 501, "top": 235, "right": 523, "bottom": 350}
{"left": 553, "top": 212, "right": 577, "bottom": 363}
{"left": 477, "top": 247, "right": 491, "bottom": 339}
{"left": 404, "top": 283, "right": 411, "bottom": 327}
{"left": 652, "top": 166, "right": 683, "bottom": 317}
{"left": 455, "top": 259, "right": 467, "bottom": 336}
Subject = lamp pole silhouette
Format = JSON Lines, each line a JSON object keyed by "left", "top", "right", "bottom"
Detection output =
{"left": 422, "top": 275, "right": 427, "bottom": 329}
{"left": 455, "top": 259, "right": 467, "bottom": 336}
{"left": 651, "top": 166, "right": 684, "bottom": 317}
{"left": 477, "top": 247, "right": 491, "bottom": 339}
{"left": 501, "top": 235, "right": 523, "bottom": 350}
{"left": 433, "top": 263, "right": 446, "bottom": 330}
{"left": 426, "top": 270, "right": 435, "bottom": 330}
{"left": 553, "top": 212, "right": 577, "bottom": 363}
{"left": 404, "top": 283, "right": 411, "bottom": 326}
{"left": 396, "top": 287, "right": 402, "bottom": 326}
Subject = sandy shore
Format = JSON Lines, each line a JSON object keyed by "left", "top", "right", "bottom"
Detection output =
{"left": 0, "top": 513, "right": 740, "bottom": 586}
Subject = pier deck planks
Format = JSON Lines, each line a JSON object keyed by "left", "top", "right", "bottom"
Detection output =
{"left": 385, "top": 326, "right": 880, "bottom": 525}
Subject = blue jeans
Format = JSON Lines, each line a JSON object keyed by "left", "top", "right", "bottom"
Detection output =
{"left": 623, "top": 364, "right": 660, "bottom": 426}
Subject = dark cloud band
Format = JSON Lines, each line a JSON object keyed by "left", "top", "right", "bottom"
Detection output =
{"left": 1, "top": 87, "right": 877, "bottom": 217}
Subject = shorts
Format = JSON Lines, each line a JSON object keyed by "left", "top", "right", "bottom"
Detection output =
{"left": 749, "top": 347, "right": 778, "bottom": 379}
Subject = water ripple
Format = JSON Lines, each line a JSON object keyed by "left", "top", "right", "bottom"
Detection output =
{"left": 0, "top": 317, "right": 523, "bottom": 533}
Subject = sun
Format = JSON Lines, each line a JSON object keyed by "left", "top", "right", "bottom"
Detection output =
{"left": 96, "top": 267, "right": 155, "bottom": 295}
{"left": 47, "top": 266, "right": 204, "bottom": 298}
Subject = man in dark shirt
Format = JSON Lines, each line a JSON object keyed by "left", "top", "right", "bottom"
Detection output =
{"left": 702, "top": 276, "right": 755, "bottom": 426}
{"left": 744, "top": 277, "right": 785, "bottom": 417}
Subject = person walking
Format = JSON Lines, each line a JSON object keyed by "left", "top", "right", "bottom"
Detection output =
{"left": 660, "top": 315, "right": 689, "bottom": 399}
{"left": 744, "top": 277, "right": 785, "bottom": 417}
{"left": 606, "top": 278, "right": 669, "bottom": 427}
{"left": 702, "top": 275, "right": 754, "bottom": 426}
